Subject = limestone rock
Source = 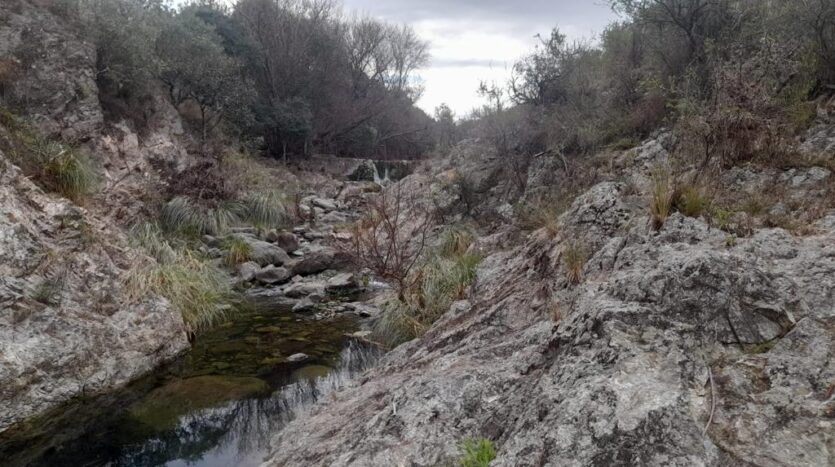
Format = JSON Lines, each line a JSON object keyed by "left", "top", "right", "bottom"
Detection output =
{"left": 292, "top": 298, "right": 316, "bottom": 313}
{"left": 325, "top": 273, "right": 358, "bottom": 295}
{"left": 232, "top": 234, "right": 290, "bottom": 267}
{"left": 0, "top": 153, "right": 188, "bottom": 432}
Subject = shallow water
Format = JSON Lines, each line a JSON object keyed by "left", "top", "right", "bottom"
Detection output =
{"left": 0, "top": 304, "right": 379, "bottom": 467}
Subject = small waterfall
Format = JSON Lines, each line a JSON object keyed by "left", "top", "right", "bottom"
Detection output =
{"left": 371, "top": 161, "right": 391, "bottom": 185}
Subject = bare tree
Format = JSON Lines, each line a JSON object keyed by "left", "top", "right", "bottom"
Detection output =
{"left": 345, "top": 184, "right": 434, "bottom": 300}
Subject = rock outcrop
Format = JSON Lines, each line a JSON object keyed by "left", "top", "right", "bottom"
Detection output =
{"left": 0, "top": 152, "right": 188, "bottom": 432}
{"left": 0, "top": 0, "right": 194, "bottom": 432}
{"left": 264, "top": 148, "right": 835, "bottom": 465}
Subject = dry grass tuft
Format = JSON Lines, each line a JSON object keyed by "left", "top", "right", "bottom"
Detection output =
{"left": 563, "top": 240, "right": 587, "bottom": 285}
{"left": 649, "top": 165, "right": 674, "bottom": 230}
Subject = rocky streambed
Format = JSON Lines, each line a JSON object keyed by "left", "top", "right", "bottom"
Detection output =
{"left": 0, "top": 185, "right": 389, "bottom": 467}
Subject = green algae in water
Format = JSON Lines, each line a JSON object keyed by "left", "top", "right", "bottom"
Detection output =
{"left": 0, "top": 302, "right": 361, "bottom": 467}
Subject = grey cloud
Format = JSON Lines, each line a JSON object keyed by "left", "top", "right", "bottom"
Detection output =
{"left": 431, "top": 58, "right": 510, "bottom": 68}
{"left": 344, "top": 0, "right": 616, "bottom": 34}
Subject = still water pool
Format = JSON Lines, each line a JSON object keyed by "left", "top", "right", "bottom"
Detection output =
{"left": 0, "top": 304, "right": 378, "bottom": 467}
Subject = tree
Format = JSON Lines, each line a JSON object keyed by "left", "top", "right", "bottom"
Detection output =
{"left": 156, "top": 10, "right": 253, "bottom": 148}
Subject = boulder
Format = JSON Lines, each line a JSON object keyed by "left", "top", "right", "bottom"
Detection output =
{"left": 283, "top": 280, "right": 326, "bottom": 298}
{"left": 287, "top": 353, "right": 309, "bottom": 363}
{"left": 254, "top": 266, "right": 291, "bottom": 285}
{"left": 311, "top": 197, "right": 338, "bottom": 211}
{"left": 233, "top": 235, "right": 290, "bottom": 267}
{"left": 274, "top": 232, "right": 301, "bottom": 253}
{"left": 290, "top": 250, "right": 335, "bottom": 276}
{"left": 236, "top": 261, "right": 261, "bottom": 282}
{"left": 325, "top": 273, "right": 358, "bottom": 295}
{"left": 292, "top": 298, "right": 316, "bottom": 313}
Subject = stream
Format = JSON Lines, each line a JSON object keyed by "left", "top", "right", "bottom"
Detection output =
{"left": 0, "top": 302, "right": 381, "bottom": 467}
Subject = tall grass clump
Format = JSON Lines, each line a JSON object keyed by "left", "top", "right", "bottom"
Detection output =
{"left": 1, "top": 111, "right": 96, "bottom": 202}
{"left": 128, "top": 221, "right": 232, "bottom": 333}
{"left": 373, "top": 226, "right": 481, "bottom": 347}
{"left": 563, "top": 240, "right": 587, "bottom": 285}
{"left": 649, "top": 165, "right": 673, "bottom": 230}
{"left": 439, "top": 224, "right": 476, "bottom": 257}
{"left": 223, "top": 236, "right": 252, "bottom": 267}
{"left": 160, "top": 196, "right": 243, "bottom": 236}
{"left": 675, "top": 183, "right": 711, "bottom": 218}
{"left": 241, "top": 191, "right": 292, "bottom": 230}
{"left": 458, "top": 438, "right": 496, "bottom": 467}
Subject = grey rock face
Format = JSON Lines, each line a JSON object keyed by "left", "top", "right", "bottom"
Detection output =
{"left": 263, "top": 179, "right": 835, "bottom": 467}
{"left": 0, "top": 154, "right": 188, "bottom": 433}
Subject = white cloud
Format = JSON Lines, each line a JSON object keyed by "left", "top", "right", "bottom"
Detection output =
{"left": 344, "top": 1, "right": 616, "bottom": 116}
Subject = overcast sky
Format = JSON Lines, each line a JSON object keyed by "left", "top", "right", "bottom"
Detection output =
{"left": 175, "top": 0, "right": 617, "bottom": 117}
{"left": 342, "top": 0, "right": 618, "bottom": 116}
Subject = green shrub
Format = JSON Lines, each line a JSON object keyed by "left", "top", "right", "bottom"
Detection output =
{"left": 458, "top": 438, "right": 496, "bottom": 467}
{"left": 373, "top": 248, "right": 481, "bottom": 348}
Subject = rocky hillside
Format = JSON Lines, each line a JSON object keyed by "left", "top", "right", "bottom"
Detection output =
{"left": 0, "top": 0, "right": 193, "bottom": 431}
{"left": 264, "top": 130, "right": 835, "bottom": 465}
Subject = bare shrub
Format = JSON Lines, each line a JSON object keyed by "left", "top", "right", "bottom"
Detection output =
{"left": 347, "top": 184, "right": 435, "bottom": 299}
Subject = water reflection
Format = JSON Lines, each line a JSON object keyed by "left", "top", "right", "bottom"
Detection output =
{"left": 117, "top": 341, "right": 382, "bottom": 467}
{"left": 0, "top": 306, "right": 381, "bottom": 467}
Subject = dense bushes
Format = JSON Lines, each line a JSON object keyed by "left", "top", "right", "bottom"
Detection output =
{"left": 61, "top": 0, "right": 432, "bottom": 158}
{"left": 459, "top": 0, "right": 835, "bottom": 194}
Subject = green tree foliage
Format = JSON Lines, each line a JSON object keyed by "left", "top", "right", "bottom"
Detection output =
{"left": 156, "top": 9, "right": 254, "bottom": 144}
{"left": 60, "top": 0, "right": 432, "bottom": 159}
